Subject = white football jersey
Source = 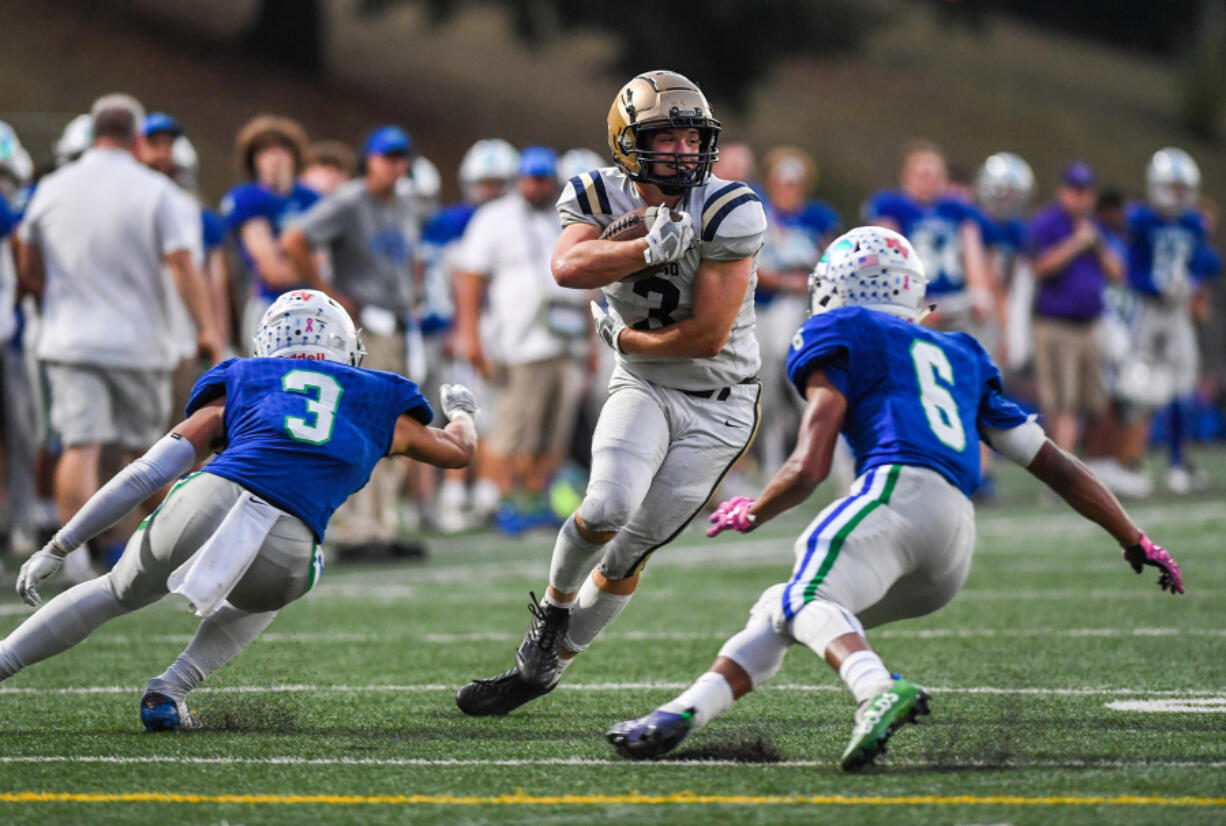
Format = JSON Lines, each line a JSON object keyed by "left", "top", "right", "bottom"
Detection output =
{"left": 557, "top": 167, "right": 765, "bottom": 390}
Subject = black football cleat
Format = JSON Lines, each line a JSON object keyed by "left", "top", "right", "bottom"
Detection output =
{"left": 455, "top": 667, "right": 557, "bottom": 716}
{"left": 514, "top": 591, "right": 570, "bottom": 687}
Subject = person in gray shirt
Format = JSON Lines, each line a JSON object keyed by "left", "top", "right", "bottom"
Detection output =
{"left": 283, "top": 125, "right": 426, "bottom": 559}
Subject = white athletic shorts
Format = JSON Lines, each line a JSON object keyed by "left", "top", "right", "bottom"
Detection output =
{"left": 750, "top": 463, "right": 976, "bottom": 633}
{"left": 588, "top": 365, "right": 761, "bottom": 579}
{"left": 1130, "top": 298, "right": 1199, "bottom": 401}
{"left": 44, "top": 361, "right": 171, "bottom": 450}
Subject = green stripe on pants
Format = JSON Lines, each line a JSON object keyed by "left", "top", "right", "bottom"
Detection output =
{"left": 802, "top": 464, "right": 902, "bottom": 605}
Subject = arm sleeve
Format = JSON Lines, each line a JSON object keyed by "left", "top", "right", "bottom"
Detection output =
{"left": 291, "top": 190, "right": 349, "bottom": 247}
{"left": 786, "top": 313, "right": 852, "bottom": 397}
{"left": 185, "top": 359, "right": 236, "bottom": 417}
{"left": 52, "top": 433, "right": 198, "bottom": 552}
{"left": 699, "top": 183, "right": 767, "bottom": 260}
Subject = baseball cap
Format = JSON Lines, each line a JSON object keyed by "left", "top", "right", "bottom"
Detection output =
{"left": 364, "top": 126, "right": 412, "bottom": 158}
{"left": 142, "top": 112, "right": 182, "bottom": 138}
{"left": 519, "top": 146, "right": 557, "bottom": 178}
{"left": 1061, "top": 161, "right": 1095, "bottom": 189}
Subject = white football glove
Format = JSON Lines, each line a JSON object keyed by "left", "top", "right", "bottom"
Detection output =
{"left": 590, "top": 301, "right": 627, "bottom": 354}
{"left": 642, "top": 205, "right": 695, "bottom": 266}
{"left": 17, "top": 540, "right": 69, "bottom": 607}
{"left": 439, "top": 383, "right": 479, "bottom": 422}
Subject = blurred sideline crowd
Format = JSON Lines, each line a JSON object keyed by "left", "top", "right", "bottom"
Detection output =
{"left": 0, "top": 93, "right": 1219, "bottom": 579}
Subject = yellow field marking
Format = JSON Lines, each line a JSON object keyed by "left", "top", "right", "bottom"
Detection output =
{"left": 0, "top": 791, "right": 1223, "bottom": 807}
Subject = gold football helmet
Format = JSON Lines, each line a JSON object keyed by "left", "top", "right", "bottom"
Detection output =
{"left": 607, "top": 70, "right": 721, "bottom": 192}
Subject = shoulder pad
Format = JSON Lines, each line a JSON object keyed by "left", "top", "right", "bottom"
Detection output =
{"left": 565, "top": 170, "right": 613, "bottom": 216}
{"left": 701, "top": 181, "right": 764, "bottom": 242}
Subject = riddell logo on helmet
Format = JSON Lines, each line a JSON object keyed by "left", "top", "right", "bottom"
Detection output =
{"left": 288, "top": 352, "right": 326, "bottom": 360}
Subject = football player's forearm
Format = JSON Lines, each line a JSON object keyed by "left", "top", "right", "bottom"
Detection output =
{"left": 406, "top": 420, "right": 475, "bottom": 469}
{"left": 750, "top": 456, "right": 825, "bottom": 525}
{"left": 1026, "top": 442, "right": 1141, "bottom": 547}
{"left": 552, "top": 239, "right": 650, "bottom": 289}
{"left": 618, "top": 315, "right": 730, "bottom": 359}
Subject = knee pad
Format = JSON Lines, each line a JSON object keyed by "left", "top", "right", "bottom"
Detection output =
{"left": 576, "top": 480, "right": 635, "bottom": 534}
{"left": 717, "top": 618, "right": 791, "bottom": 689}
{"left": 788, "top": 599, "right": 863, "bottom": 659}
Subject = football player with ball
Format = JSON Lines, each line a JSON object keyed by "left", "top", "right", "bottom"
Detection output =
{"left": 458, "top": 70, "right": 768, "bottom": 715}
{"left": 606, "top": 226, "right": 1183, "bottom": 771}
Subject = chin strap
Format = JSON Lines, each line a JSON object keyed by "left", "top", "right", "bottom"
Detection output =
{"left": 916, "top": 303, "right": 938, "bottom": 323}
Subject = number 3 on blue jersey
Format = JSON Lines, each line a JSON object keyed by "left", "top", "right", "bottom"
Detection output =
{"left": 282, "top": 369, "right": 344, "bottom": 445}
{"left": 909, "top": 341, "right": 966, "bottom": 452}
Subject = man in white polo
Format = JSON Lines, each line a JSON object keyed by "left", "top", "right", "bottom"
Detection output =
{"left": 16, "top": 93, "right": 220, "bottom": 575}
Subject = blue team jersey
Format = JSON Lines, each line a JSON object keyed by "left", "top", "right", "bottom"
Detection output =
{"left": 983, "top": 216, "right": 1027, "bottom": 255}
{"left": 0, "top": 194, "right": 16, "bottom": 239}
{"left": 201, "top": 208, "right": 226, "bottom": 255}
{"left": 419, "top": 202, "right": 479, "bottom": 333}
{"left": 865, "top": 191, "right": 986, "bottom": 296}
{"left": 1126, "top": 205, "right": 1221, "bottom": 299}
{"left": 186, "top": 358, "right": 432, "bottom": 540}
{"left": 220, "top": 182, "right": 319, "bottom": 299}
{"left": 787, "top": 307, "right": 1029, "bottom": 497}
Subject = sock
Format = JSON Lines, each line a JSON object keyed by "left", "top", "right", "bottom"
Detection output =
{"left": 541, "top": 591, "right": 571, "bottom": 610}
{"left": 438, "top": 479, "right": 467, "bottom": 509}
{"left": 547, "top": 515, "right": 608, "bottom": 596}
{"left": 561, "top": 575, "right": 632, "bottom": 654}
{"left": 147, "top": 602, "right": 276, "bottom": 699}
{"left": 0, "top": 576, "right": 128, "bottom": 681}
{"left": 661, "top": 672, "right": 735, "bottom": 729}
{"left": 838, "top": 649, "right": 894, "bottom": 707}
{"left": 1168, "top": 399, "right": 1185, "bottom": 468}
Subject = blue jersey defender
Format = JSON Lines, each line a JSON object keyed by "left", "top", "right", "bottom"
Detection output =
{"left": 607, "top": 226, "right": 1183, "bottom": 772}
{"left": 5, "top": 291, "right": 477, "bottom": 732}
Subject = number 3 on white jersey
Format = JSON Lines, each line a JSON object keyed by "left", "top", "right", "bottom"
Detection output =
{"left": 282, "top": 369, "right": 343, "bottom": 445}
{"left": 909, "top": 341, "right": 966, "bottom": 452}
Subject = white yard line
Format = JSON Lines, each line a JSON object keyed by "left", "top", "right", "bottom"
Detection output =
{"left": 1, "top": 627, "right": 1221, "bottom": 646}
{"left": 0, "top": 683, "right": 1222, "bottom": 696}
{"left": 0, "top": 754, "right": 1221, "bottom": 769}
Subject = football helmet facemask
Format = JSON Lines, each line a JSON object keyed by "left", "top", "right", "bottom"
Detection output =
{"left": 1146, "top": 147, "right": 1200, "bottom": 215}
{"left": 253, "top": 290, "right": 366, "bottom": 366}
{"left": 607, "top": 70, "right": 721, "bottom": 194}
{"left": 976, "top": 152, "right": 1034, "bottom": 219}
{"left": 809, "top": 227, "right": 928, "bottom": 322}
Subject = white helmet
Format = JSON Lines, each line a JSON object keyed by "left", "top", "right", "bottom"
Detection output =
{"left": 556, "top": 147, "right": 606, "bottom": 183}
{"left": 809, "top": 226, "right": 927, "bottom": 321}
{"left": 55, "top": 113, "right": 93, "bottom": 167}
{"left": 253, "top": 290, "right": 366, "bottom": 366}
{"left": 0, "top": 120, "right": 33, "bottom": 186}
{"left": 172, "top": 135, "right": 198, "bottom": 192}
{"left": 1147, "top": 147, "right": 1200, "bottom": 214}
{"left": 459, "top": 138, "right": 519, "bottom": 201}
{"left": 976, "top": 152, "right": 1034, "bottom": 219}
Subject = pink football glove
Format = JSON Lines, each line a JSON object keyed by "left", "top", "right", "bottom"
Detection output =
{"left": 1122, "top": 532, "right": 1185, "bottom": 595}
{"left": 707, "top": 497, "right": 756, "bottom": 537}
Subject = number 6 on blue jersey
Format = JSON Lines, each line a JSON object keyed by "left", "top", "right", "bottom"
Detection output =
{"left": 910, "top": 341, "right": 966, "bottom": 451}
{"left": 282, "top": 369, "right": 344, "bottom": 445}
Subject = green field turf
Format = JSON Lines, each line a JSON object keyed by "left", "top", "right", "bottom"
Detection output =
{"left": 0, "top": 452, "right": 1223, "bottom": 825}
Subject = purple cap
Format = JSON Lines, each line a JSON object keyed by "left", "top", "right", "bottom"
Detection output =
{"left": 1062, "top": 161, "right": 1095, "bottom": 189}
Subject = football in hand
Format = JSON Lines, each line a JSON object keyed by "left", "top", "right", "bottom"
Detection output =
{"left": 599, "top": 206, "right": 678, "bottom": 281}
